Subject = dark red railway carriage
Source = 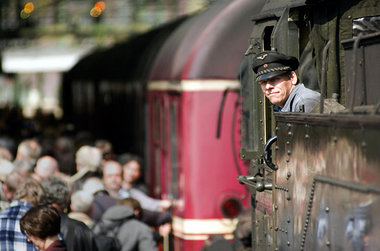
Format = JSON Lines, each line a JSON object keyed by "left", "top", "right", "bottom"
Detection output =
{"left": 146, "top": 0, "right": 264, "bottom": 249}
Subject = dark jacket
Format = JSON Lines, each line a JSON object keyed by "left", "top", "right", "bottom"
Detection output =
{"left": 93, "top": 205, "right": 157, "bottom": 251}
{"left": 90, "top": 190, "right": 118, "bottom": 222}
{"left": 60, "top": 213, "right": 99, "bottom": 251}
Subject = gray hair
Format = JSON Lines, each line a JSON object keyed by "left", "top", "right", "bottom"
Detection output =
{"left": 41, "top": 176, "right": 70, "bottom": 211}
{"left": 14, "top": 178, "right": 45, "bottom": 205}
{"left": 71, "top": 190, "right": 94, "bottom": 213}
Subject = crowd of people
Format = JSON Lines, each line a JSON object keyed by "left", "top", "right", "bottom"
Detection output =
{"left": 0, "top": 137, "right": 172, "bottom": 251}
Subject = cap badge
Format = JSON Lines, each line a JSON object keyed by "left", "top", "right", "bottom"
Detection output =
{"left": 257, "top": 54, "right": 268, "bottom": 60}
{"left": 263, "top": 64, "right": 268, "bottom": 68}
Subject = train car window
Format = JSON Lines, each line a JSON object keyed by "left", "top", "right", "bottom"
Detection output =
{"left": 169, "top": 102, "right": 178, "bottom": 199}
{"left": 353, "top": 16, "right": 380, "bottom": 37}
{"left": 153, "top": 98, "right": 160, "bottom": 142}
{"left": 263, "top": 26, "right": 274, "bottom": 51}
{"left": 73, "top": 81, "right": 95, "bottom": 115}
{"left": 153, "top": 97, "right": 162, "bottom": 196}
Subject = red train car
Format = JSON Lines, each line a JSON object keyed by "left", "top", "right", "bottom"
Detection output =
{"left": 146, "top": 0, "right": 264, "bottom": 249}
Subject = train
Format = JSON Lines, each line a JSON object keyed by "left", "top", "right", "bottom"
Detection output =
{"left": 63, "top": 0, "right": 264, "bottom": 250}
{"left": 237, "top": 0, "right": 380, "bottom": 250}
{"left": 64, "top": 0, "right": 380, "bottom": 250}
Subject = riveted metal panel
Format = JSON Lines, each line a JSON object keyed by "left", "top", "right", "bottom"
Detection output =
{"left": 274, "top": 113, "right": 380, "bottom": 250}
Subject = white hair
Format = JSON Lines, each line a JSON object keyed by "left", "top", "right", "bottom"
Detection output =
{"left": 75, "top": 146, "right": 102, "bottom": 172}
{"left": 70, "top": 190, "right": 94, "bottom": 213}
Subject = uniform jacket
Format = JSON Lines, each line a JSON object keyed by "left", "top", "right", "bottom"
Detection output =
{"left": 281, "top": 83, "right": 320, "bottom": 112}
{"left": 93, "top": 205, "right": 157, "bottom": 251}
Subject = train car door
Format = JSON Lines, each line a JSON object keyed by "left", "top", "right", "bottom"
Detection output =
{"left": 239, "top": 4, "right": 302, "bottom": 250}
{"left": 147, "top": 90, "right": 181, "bottom": 203}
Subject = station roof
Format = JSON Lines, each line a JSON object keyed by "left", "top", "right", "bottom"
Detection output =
{"left": 2, "top": 46, "right": 92, "bottom": 73}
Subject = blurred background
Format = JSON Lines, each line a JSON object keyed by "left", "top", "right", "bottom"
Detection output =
{"left": 0, "top": 0, "right": 210, "bottom": 155}
{"left": 0, "top": 0, "right": 208, "bottom": 119}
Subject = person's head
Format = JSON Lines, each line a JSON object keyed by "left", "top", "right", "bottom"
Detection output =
{"left": 33, "top": 156, "right": 59, "bottom": 181}
{"left": 20, "top": 204, "right": 61, "bottom": 250}
{"left": 0, "top": 159, "right": 13, "bottom": 182}
{"left": 70, "top": 190, "right": 94, "bottom": 214}
{"left": 0, "top": 146, "right": 13, "bottom": 161}
{"left": 16, "top": 139, "right": 42, "bottom": 165}
{"left": 95, "top": 139, "right": 113, "bottom": 161}
{"left": 75, "top": 145, "right": 102, "bottom": 172}
{"left": 14, "top": 178, "right": 45, "bottom": 205}
{"left": 102, "top": 160, "right": 122, "bottom": 194}
{"left": 118, "top": 197, "right": 142, "bottom": 219}
{"left": 252, "top": 51, "right": 299, "bottom": 108}
{"left": 40, "top": 176, "right": 70, "bottom": 212}
{"left": 3, "top": 169, "right": 25, "bottom": 201}
{"left": 82, "top": 177, "right": 106, "bottom": 195}
{"left": 119, "top": 154, "right": 142, "bottom": 185}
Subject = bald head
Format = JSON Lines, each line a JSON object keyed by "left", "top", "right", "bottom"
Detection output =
{"left": 34, "top": 156, "right": 59, "bottom": 181}
{"left": 102, "top": 160, "right": 122, "bottom": 198}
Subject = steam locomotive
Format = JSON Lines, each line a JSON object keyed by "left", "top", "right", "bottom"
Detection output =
{"left": 237, "top": 0, "right": 380, "bottom": 250}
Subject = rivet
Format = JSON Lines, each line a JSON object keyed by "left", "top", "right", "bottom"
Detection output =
{"left": 259, "top": 101, "right": 262, "bottom": 104}
{"left": 275, "top": 127, "right": 279, "bottom": 131}
{"left": 326, "top": 240, "right": 330, "bottom": 246}
{"left": 287, "top": 150, "right": 292, "bottom": 155}
{"left": 286, "top": 195, "right": 291, "bottom": 201}
{"left": 325, "top": 207, "right": 330, "bottom": 213}
{"left": 275, "top": 205, "right": 278, "bottom": 210}
{"left": 275, "top": 146, "right": 279, "bottom": 150}
{"left": 287, "top": 172, "right": 291, "bottom": 178}
{"left": 242, "top": 154, "right": 245, "bottom": 158}
{"left": 362, "top": 141, "right": 366, "bottom": 148}
{"left": 287, "top": 218, "right": 291, "bottom": 223}
{"left": 287, "top": 241, "right": 290, "bottom": 246}
{"left": 286, "top": 141, "right": 290, "bottom": 145}
{"left": 275, "top": 227, "right": 279, "bottom": 231}
{"left": 287, "top": 123, "right": 292, "bottom": 128}
{"left": 333, "top": 137, "right": 337, "bottom": 142}
{"left": 286, "top": 158, "right": 290, "bottom": 163}
{"left": 288, "top": 131, "right": 292, "bottom": 136}
{"left": 305, "top": 134, "right": 309, "bottom": 139}
{"left": 348, "top": 15, "right": 352, "bottom": 19}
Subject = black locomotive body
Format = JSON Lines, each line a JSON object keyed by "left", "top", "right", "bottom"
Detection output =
{"left": 238, "top": 0, "right": 380, "bottom": 250}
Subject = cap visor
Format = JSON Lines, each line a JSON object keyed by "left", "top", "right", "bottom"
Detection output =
{"left": 257, "top": 70, "right": 289, "bottom": 82}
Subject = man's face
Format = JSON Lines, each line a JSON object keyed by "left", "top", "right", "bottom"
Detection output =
{"left": 259, "top": 72, "right": 297, "bottom": 107}
{"left": 103, "top": 162, "right": 122, "bottom": 192}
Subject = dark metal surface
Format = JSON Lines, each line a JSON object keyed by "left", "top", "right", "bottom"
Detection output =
{"left": 274, "top": 113, "right": 380, "bottom": 250}
{"left": 342, "top": 32, "right": 380, "bottom": 108}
